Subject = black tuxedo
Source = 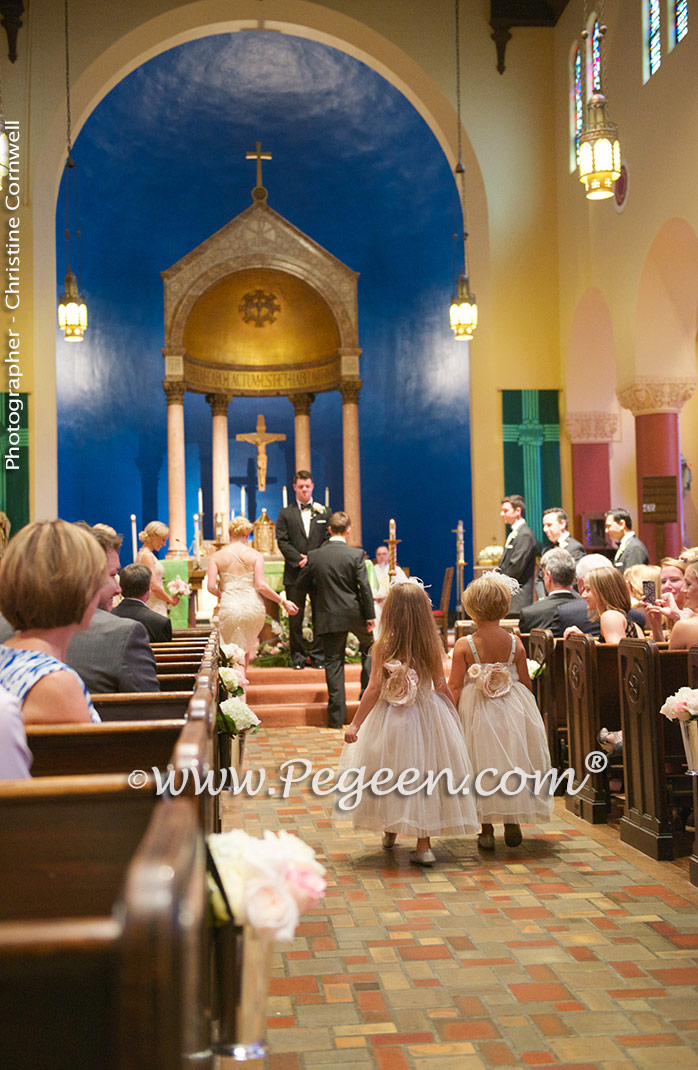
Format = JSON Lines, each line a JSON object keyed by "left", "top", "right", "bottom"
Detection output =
{"left": 499, "top": 521, "right": 537, "bottom": 616}
{"left": 556, "top": 535, "right": 586, "bottom": 563}
{"left": 296, "top": 539, "right": 375, "bottom": 727}
{"left": 519, "top": 590, "right": 588, "bottom": 637}
{"left": 112, "top": 598, "right": 173, "bottom": 643}
{"left": 614, "top": 533, "right": 650, "bottom": 573}
{"left": 276, "top": 500, "right": 331, "bottom": 665}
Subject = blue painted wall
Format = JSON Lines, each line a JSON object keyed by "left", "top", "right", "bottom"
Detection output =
{"left": 56, "top": 31, "right": 473, "bottom": 601}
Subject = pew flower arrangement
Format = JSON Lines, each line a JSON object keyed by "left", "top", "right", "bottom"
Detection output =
{"left": 220, "top": 642, "right": 247, "bottom": 668}
{"left": 218, "top": 696, "right": 261, "bottom": 736}
{"left": 661, "top": 686, "right": 698, "bottom": 774}
{"left": 208, "top": 829, "right": 327, "bottom": 941}
{"left": 527, "top": 658, "right": 545, "bottom": 680}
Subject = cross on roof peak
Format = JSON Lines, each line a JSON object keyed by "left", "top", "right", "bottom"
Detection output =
{"left": 245, "top": 141, "right": 272, "bottom": 203}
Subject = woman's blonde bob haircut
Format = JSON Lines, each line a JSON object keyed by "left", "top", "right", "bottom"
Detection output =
{"left": 0, "top": 520, "right": 106, "bottom": 630}
{"left": 372, "top": 582, "right": 443, "bottom": 684}
{"left": 139, "top": 520, "right": 169, "bottom": 545}
{"left": 463, "top": 573, "right": 512, "bottom": 622}
{"left": 229, "top": 516, "right": 254, "bottom": 538}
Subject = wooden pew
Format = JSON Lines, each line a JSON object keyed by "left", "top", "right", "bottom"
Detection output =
{"left": 618, "top": 638, "right": 690, "bottom": 860}
{"left": 564, "top": 634, "right": 623, "bottom": 823}
{"left": 155, "top": 659, "right": 203, "bottom": 675}
{"left": 93, "top": 691, "right": 192, "bottom": 721}
{"left": 156, "top": 672, "right": 197, "bottom": 690}
{"left": 0, "top": 787, "right": 212, "bottom": 1069}
{"left": 26, "top": 719, "right": 186, "bottom": 777}
{"left": 528, "top": 629, "right": 567, "bottom": 775}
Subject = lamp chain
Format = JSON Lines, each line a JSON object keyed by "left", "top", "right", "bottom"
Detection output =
{"left": 454, "top": 0, "right": 469, "bottom": 276}
{"left": 64, "top": 0, "right": 72, "bottom": 156}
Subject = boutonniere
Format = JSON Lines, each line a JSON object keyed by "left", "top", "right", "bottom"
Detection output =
{"left": 312, "top": 502, "right": 324, "bottom": 514}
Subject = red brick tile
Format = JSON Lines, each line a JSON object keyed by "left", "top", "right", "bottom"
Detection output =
{"left": 649, "top": 967, "right": 698, "bottom": 986}
{"left": 357, "top": 991, "right": 388, "bottom": 1013}
{"left": 531, "top": 1014, "right": 572, "bottom": 1037}
{"left": 286, "top": 951, "right": 312, "bottom": 960}
{"left": 437, "top": 1020, "right": 500, "bottom": 1041}
{"left": 375, "top": 1050, "right": 410, "bottom": 1070}
{"left": 479, "top": 1040, "right": 519, "bottom": 1066}
{"left": 617, "top": 1034, "right": 681, "bottom": 1046}
{"left": 296, "top": 921, "right": 330, "bottom": 935}
{"left": 609, "top": 961, "right": 646, "bottom": 978}
{"left": 371, "top": 1032, "right": 434, "bottom": 1046}
{"left": 503, "top": 907, "right": 553, "bottom": 919}
{"left": 267, "top": 1056, "right": 301, "bottom": 1070}
{"left": 669, "top": 934, "right": 698, "bottom": 948}
{"left": 292, "top": 994, "right": 323, "bottom": 1005}
{"left": 511, "top": 983, "right": 572, "bottom": 1003}
{"left": 526, "top": 883, "right": 571, "bottom": 894}
{"left": 398, "top": 945, "right": 453, "bottom": 961}
{"left": 267, "top": 1016, "right": 296, "bottom": 1028}
{"left": 526, "top": 965, "right": 558, "bottom": 982}
{"left": 624, "top": 884, "right": 670, "bottom": 897}
{"left": 446, "top": 935, "right": 476, "bottom": 950}
{"left": 455, "top": 995, "right": 489, "bottom": 1016}
{"left": 311, "top": 937, "right": 336, "bottom": 951}
{"left": 269, "top": 977, "right": 319, "bottom": 995}
{"left": 569, "top": 947, "right": 598, "bottom": 962}
{"left": 415, "top": 979, "right": 441, "bottom": 987}
{"left": 396, "top": 897, "right": 445, "bottom": 912}
{"left": 522, "top": 1054, "right": 556, "bottom": 1065}
{"left": 592, "top": 917, "right": 619, "bottom": 930}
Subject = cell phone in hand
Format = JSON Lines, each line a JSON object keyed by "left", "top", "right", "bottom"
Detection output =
{"left": 642, "top": 579, "right": 657, "bottom": 602}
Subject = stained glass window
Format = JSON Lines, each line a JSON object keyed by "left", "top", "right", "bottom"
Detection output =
{"left": 573, "top": 46, "right": 583, "bottom": 167}
{"left": 591, "top": 20, "right": 602, "bottom": 92}
{"left": 675, "top": 0, "right": 688, "bottom": 43}
{"left": 648, "top": 0, "right": 661, "bottom": 74}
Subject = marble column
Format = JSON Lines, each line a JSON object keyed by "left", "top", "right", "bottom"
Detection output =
{"left": 163, "top": 380, "right": 188, "bottom": 559}
{"left": 340, "top": 380, "right": 362, "bottom": 547}
{"left": 207, "top": 393, "right": 232, "bottom": 537}
{"left": 564, "top": 411, "right": 619, "bottom": 540}
{"left": 292, "top": 393, "right": 314, "bottom": 474}
{"left": 617, "top": 377, "right": 696, "bottom": 560}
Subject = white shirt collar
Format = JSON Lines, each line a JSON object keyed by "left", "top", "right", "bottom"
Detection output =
{"left": 329, "top": 535, "right": 346, "bottom": 542}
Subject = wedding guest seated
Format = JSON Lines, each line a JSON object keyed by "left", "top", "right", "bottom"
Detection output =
{"left": 623, "top": 563, "right": 661, "bottom": 629}
{"left": 556, "top": 554, "right": 613, "bottom": 637}
{"left": 645, "top": 559, "right": 698, "bottom": 650}
{"left": 0, "top": 691, "right": 31, "bottom": 778}
{"left": 112, "top": 564, "right": 173, "bottom": 643}
{"left": 519, "top": 548, "right": 587, "bottom": 637}
{"left": 0, "top": 520, "right": 105, "bottom": 724}
{"left": 565, "top": 566, "right": 643, "bottom": 644}
{"left": 643, "top": 557, "right": 688, "bottom": 642}
{"left": 66, "top": 524, "right": 160, "bottom": 693}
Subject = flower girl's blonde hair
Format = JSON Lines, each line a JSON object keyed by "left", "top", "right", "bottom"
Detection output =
{"left": 463, "top": 573, "right": 512, "bottom": 622}
{"left": 373, "top": 582, "right": 443, "bottom": 683}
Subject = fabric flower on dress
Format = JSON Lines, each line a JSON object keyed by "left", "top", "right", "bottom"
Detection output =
{"left": 382, "top": 659, "right": 418, "bottom": 706}
{"left": 468, "top": 662, "right": 512, "bottom": 699}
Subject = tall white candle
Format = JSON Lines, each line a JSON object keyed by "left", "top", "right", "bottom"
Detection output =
{"left": 325, "top": 486, "right": 330, "bottom": 508}
{"left": 241, "top": 486, "right": 246, "bottom": 517}
{"left": 130, "top": 514, "right": 137, "bottom": 562}
{"left": 282, "top": 485, "right": 288, "bottom": 508}
{"left": 230, "top": 507, "right": 235, "bottom": 522}
{"left": 198, "top": 487, "right": 203, "bottom": 517}
{"left": 193, "top": 513, "right": 200, "bottom": 564}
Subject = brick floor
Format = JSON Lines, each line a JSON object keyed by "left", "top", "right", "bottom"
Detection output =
{"left": 217, "top": 725, "right": 698, "bottom": 1070}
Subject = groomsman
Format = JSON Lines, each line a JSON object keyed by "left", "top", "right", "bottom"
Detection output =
{"left": 542, "top": 507, "right": 585, "bottom": 562}
{"left": 276, "top": 470, "right": 331, "bottom": 669}
{"left": 499, "top": 494, "right": 538, "bottom": 616}
{"left": 604, "top": 508, "right": 650, "bottom": 572}
{"left": 295, "top": 512, "right": 375, "bottom": 728}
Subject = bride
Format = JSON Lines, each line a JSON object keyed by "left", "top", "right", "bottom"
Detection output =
{"left": 207, "top": 516, "right": 298, "bottom": 668}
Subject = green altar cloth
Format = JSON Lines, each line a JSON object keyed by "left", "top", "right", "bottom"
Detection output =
{"left": 162, "top": 559, "right": 191, "bottom": 630}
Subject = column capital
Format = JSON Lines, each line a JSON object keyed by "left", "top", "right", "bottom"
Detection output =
{"left": 564, "top": 410, "right": 620, "bottom": 444}
{"left": 291, "top": 392, "right": 315, "bottom": 417}
{"left": 340, "top": 380, "right": 362, "bottom": 405}
{"left": 163, "top": 379, "right": 186, "bottom": 406}
{"left": 206, "top": 392, "right": 233, "bottom": 417}
{"left": 616, "top": 376, "right": 697, "bottom": 416}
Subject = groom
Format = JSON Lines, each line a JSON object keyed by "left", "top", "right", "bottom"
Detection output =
{"left": 295, "top": 511, "right": 375, "bottom": 728}
{"left": 276, "top": 469, "right": 331, "bottom": 669}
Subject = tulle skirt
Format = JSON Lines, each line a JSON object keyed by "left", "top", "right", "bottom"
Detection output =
{"left": 457, "top": 681, "right": 554, "bottom": 825}
{"left": 334, "top": 689, "right": 479, "bottom": 837}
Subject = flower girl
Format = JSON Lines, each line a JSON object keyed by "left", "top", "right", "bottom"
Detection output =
{"left": 448, "top": 572, "right": 553, "bottom": 850}
{"left": 337, "top": 581, "right": 478, "bottom": 866}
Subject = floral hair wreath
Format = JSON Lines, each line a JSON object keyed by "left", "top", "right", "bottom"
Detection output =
{"left": 388, "top": 573, "right": 432, "bottom": 605}
{"left": 481, "top": 568, "right": 521, "bottom": 596}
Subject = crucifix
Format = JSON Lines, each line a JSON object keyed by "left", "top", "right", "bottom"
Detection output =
{"left": 236, "top": 414, "right": 286, "bottom": 493}
{"left": 245, "top": 141, "right": 272, "bottom": 191}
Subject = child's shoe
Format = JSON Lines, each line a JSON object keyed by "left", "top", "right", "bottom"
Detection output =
{"left": 504, "top": 823, "right": 522, "bottom": 847}
{"left": 382, "top": 832, "right": 397, "bottom": 849}
{"left": 410, "top": 849, "right": 436, "bottom": 867}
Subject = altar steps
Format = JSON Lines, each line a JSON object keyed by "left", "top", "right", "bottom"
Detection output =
{"left": 245, "top": 663, "right": 362, "bottom": 726}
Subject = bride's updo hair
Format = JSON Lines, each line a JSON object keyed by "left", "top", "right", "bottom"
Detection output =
{"left": 139, "top": 520, "right": 169, "bottom": 545}
{"left": 229, "top": 516, "right": 254, "bottom": 539}
{"left": 373, "top": 582, "right": 443, "bottom": 684}
{"left": 463, "top": 573, "right": 512, "bottom": 622}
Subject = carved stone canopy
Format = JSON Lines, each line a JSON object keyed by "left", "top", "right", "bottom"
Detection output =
{"left": 616, "top": 376, "right": 697, "bottom": 416}
{"left": 161, "top": 200, "right": 361, "bottom": 399}
{"left": 564, "top": 410, "right": 620, "bottom": 444}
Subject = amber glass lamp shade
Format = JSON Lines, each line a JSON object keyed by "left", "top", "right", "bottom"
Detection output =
{"left": 58, "top": 268, "right": 88, "bottom": 341}
{"left": 578, "top": 93, "right": 621, "bottom": 200}
{"left": 449, "top": 273, "right": 478, "bottom": 340}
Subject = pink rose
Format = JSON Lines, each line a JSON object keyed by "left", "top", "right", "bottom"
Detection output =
{"left": 675, "top": 703, "right": 692, "bottom": 723}
{"left": 382, "top": 660, "right": 418, "bottom": 706}
{"left": 473, "top": 664, "right": 511, "bottom": 699}
{"left": 286, "top": 865, "right": 327, "bottom": 913}
{"left": 467, "top": 664, "right": 482, "bottom": 680}
{"left": 244, "top": 878, "right": 300, "bottom": 941}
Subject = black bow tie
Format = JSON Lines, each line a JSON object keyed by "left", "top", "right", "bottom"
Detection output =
{"left": 300, "top": 502, "right": 312, "bottom": 511}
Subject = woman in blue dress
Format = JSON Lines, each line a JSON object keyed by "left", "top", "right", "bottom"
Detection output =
{"left": 0, "top": 520, "right": 106, "bottom": 724}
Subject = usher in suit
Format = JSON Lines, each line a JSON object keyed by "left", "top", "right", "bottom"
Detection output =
{"left": 276, "top": 499, "right": 331, "bottom": 665}
{"left": 296, "top": 538, "right": 375, "bottom": 728}
{"left": 499, "top": 520, "right": 538, "bottom": 617}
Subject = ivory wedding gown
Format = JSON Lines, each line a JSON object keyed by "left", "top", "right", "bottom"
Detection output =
{"left": 218, "top": 572, "right": 266, "bottom": 655}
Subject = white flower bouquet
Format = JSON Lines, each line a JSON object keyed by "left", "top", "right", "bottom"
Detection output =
{"left": 527, "top": 658, "right": 545, "bottom": 680}
{"left": 661, "top": 686, "right": 698, "bottom": 774}
{"left": 167, "top": 575, "right": 192, "bottom": 598}
{"left": 219, "top": 665, "right": 246, "bottom": 697}
{"left": 218, "top": 695, "right": 261, "bottom": 736}
{"left": 220, "top": 641, "right": 247, "bottom": 667}
{"left": 208, "top": 829, "right": 327, "bottom": 941}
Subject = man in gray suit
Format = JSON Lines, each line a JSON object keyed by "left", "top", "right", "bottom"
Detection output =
{"left": 295, "top": 512, "right": 375, "bottom": 728}
{"left": 65, "top": 525, "right": 160, "bottom": 693}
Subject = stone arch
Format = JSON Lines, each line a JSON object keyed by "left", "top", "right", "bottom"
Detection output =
{"left": 634, "top": 217, "right": 698, "bottom": 380}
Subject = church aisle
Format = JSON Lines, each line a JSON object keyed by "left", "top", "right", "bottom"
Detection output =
{"left": 220, "top": 728, "right": 698, "bottom": 1070}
